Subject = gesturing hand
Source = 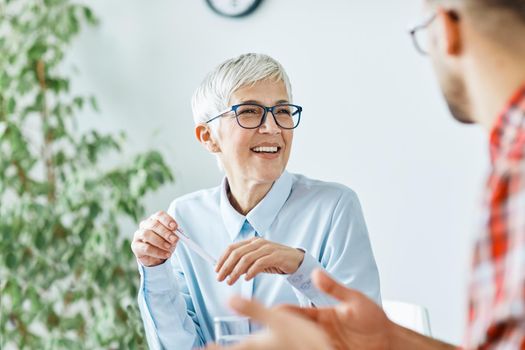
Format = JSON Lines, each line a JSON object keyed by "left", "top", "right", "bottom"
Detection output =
{"left": 208, "top": 269, "right": 392, "bottom": 350}
{"left": 215, "top": 237, "right": 305, "bottom": 285}
{"left": 279, "top": 269, "right": 391, "bottom": 350}
{"left": 131, "top": 211, "right": 180, "bottom": 267}
{"left": 205, "top": 296, "right": 332, "bottom": 350}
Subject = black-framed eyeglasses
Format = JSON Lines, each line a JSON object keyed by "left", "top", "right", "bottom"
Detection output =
{"left": 409, "top": 13, "right": 437, "bottom": 55}
{"left": 409, "top": 11, "right": 461, "bottom": 56}
{"left": 206, "top": 103, "right": 303, "bottom": 130}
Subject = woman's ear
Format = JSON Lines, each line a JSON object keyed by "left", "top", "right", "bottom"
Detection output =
{"left": 195, "top": 123, "right": 220, "bottom": 153}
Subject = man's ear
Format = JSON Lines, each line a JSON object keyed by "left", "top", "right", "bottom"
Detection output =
{"left": 438, "top": 9, "right": 462, "bottom": 55}
{"left": 195, "top": 123, "right": 220, "bottom": 153}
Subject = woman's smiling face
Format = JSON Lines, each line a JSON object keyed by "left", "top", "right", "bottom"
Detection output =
{"left": 214, "top": 79, "right": 294, "bottom": 186}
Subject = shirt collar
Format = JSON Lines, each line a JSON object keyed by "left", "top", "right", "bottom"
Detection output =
{"left": 489, "top": 84, "right": 525, "bottom": 164}
{"left": 220, "top": 171, "right": 293, "bottom": 242}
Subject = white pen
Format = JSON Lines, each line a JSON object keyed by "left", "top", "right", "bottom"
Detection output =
{"left": 173, "top": 228, "right": 217, "bottom": 266}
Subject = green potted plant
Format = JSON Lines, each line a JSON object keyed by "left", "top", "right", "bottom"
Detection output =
{"left": 0, "top": 1, "right": 172, "bottom": 348}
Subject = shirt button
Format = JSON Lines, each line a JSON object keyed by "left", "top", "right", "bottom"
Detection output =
{"left": 300, "top": 281, "right": 311, "bottom": 290}
{"left": 290, "top": 274, "right": 303, "bottom": 283}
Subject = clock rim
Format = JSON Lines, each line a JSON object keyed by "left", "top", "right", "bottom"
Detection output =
{"left": 205, "top": 0, "right": 263, "bottom": 18}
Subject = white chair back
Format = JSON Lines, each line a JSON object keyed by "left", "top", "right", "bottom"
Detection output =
{"left": 382, "top": 300, "right": 432, "bottom": 336}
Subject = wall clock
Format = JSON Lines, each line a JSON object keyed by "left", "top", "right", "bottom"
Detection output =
{"left": 205, "top": 0, "right": 263, "bottom": 18}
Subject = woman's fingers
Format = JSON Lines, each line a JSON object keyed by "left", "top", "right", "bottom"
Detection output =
{"left": 244, "top": 254, "right": 277, "bottom": 281}
{"left": 216, "top": 239, "right": 302, "bottom": 284}
{"left": 215, "top": 239, "right": 254, "bottom": 273}
{"left": 139, "top": 229, "right": 171, "bottom": 251}
{"left": 216, "top": 238, "right": 263, "bottom": 282}
{"left": 132, "top": 240, "right": 171, "bottom": 260}
{"left": 131, "top": 211, "right": 179, "bottom": 267}
{"left": 140, "top": 216, "right": 178, "bottom": 245}
{"left": 154, "top": 210, "right": 178, "bottom": 232}
{"left": 227, "top": 248, "right": 272, "bottom": 284}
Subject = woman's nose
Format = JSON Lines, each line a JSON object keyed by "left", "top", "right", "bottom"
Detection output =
{"left": 259, "top": 111, "right": 281, "bottom": 134}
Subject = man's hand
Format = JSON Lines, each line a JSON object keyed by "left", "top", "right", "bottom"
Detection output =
{"left": 210, "top": 269, "right": 456, "bottom": 350}
{"left": 131, "top": 211, "right": 180, "bottom": 267}
{"left": 205, "top": 296, "right": 332, "bottom": 350}
{"left": 208, "top": 269, "right": 392, "bottom": 350}
{"left": 215, "top": 237, "right": 305, "bottom": 285}
{"left": 279, "top": 269, "right": 391, "bottom": 350}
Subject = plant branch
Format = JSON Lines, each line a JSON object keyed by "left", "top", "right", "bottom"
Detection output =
{"left": 12, "top": 160, "right": 29, "bottom": 193}
{"left": 36, "top": 59, "right": 56, "bottom": 202}
{"left": 8, "top": 313, "right": 28, "bottom": 339}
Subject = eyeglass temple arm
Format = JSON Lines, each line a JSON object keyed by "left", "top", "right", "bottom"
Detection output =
{"left": 205, "top": 107, "right": 233, "bottom": 124}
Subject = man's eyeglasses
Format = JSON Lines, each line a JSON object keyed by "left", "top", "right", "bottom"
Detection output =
{"left": 206, "top": 103, "right": 303, "bottom": 130}
{"left": 409, "top": 13, "right": 437, "bottom": 55}
{"left": 409, "top": 11, "right": 460, "bottom": 56}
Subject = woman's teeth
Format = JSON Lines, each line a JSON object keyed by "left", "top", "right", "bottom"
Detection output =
{"left": 252, "top": 146, "right": 279, "bottom": 153}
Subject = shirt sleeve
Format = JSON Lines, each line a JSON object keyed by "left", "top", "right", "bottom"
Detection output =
{"left": 137, "top": 256, "right": 204, "bottom": 350}
{"left": 286, "top": 252, "right": 340, "bottom": 306}
{"left": 287, "top": 189, "right": 381, "bottom": 307}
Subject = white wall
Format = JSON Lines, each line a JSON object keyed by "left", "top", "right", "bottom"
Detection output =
{"left": 71, "top": 0, "right": 489, "bottom": 344}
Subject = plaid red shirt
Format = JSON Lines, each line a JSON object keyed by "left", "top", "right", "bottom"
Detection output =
{"left": 465, "top": 85, "right": 525, "bottom": 349}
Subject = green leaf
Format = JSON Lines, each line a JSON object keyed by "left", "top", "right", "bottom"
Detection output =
{"left": 82, "top": 6, "right": 99, "bottom": 26}
{"left": 0, "top": 72, "right": 9, "bottom": 90}
{"left": 7, "top": 98, "right": 16, "bottom": 114}
{"left": 35, "top": 231, "right": 46, "bottom": 249}
{"left": 6, "top": 252, "right": 17, "bottom": 268}
{"left": 73, "top": 96, "right": 84, "bottom": 110}
{"left": 89, "top": 96, "right": 99, "bottom": 112}
{"left": 95, "top": 268, "right": 106, "bottom": 286}
{"left": 47, "top": 309, "right": 60, "bottom": 329}
{"left": 60, "top": 314, "right": 84, "bottom": 330}
{"left": 28, "top": 42, "right": 47, "bottom": 60}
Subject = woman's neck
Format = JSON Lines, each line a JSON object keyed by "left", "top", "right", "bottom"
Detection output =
{"left": 226, "top": 177, "right": 274, "bottom": 216}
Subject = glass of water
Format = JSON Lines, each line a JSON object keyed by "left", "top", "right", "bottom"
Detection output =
{"left": 214, "top": 316, "right": 250, "bottom": 345}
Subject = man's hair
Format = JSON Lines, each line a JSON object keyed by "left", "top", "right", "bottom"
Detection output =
{"left": 430, "top": 0, "right": 525, "bottom": 23}
{"left": 191, "top": 53, "right": 293, "bottom": 126}
{"left": 428, "top": 0, "right": 525, "bottom": 46}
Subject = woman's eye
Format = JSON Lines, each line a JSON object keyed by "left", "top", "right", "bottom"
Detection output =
{"left": 276, "top": 109, "right": 291, "bottom": 115}
{"left": 239, "top": 109, "right": 258, "bottom": 115}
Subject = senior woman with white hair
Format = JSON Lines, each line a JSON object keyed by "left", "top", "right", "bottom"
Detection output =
{"left": 131, "top": 53, "right": 381, "bottom": 349}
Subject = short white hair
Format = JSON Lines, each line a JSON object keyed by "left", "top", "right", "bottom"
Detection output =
{"left": 191, "top": 53, "right": 293, "bottom": 126}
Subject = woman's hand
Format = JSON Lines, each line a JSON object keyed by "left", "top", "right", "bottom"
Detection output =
{"left": 215, "top": 238, "right": 305, "bottom": 285}
{"left": 131, "top": 211, "right": 180, "bottom": 267}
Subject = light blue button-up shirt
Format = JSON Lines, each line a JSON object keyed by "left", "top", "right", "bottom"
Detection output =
{"left": 137, "top": 171, "right": 381, "bottom": 349}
